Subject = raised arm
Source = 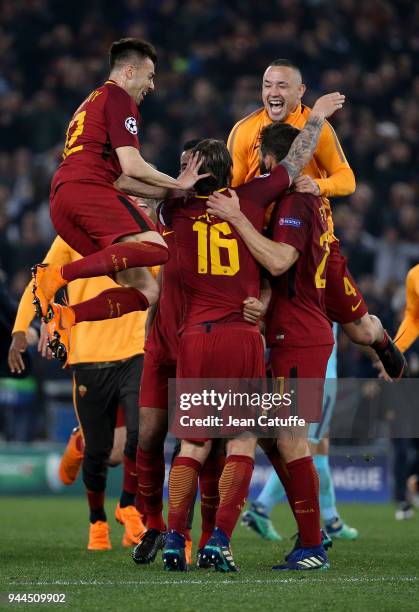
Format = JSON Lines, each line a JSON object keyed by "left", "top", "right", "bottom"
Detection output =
{"left": 116, "top": 149, "right": 209, "bottom": 191}
{"left": 280, "top": 93, "right": 345, "bottom": 184}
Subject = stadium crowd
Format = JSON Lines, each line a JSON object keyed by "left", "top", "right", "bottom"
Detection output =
{"left": 0, "top": 0, "right": 419, "bottom": 443}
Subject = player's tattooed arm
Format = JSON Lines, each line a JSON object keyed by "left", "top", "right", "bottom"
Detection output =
{"left": 280, "top": 92, "right": 345, "bottom": 183}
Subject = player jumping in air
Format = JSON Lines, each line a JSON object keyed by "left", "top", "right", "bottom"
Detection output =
{"left": 31, "top": 38, "right": 207, "bottom": 360}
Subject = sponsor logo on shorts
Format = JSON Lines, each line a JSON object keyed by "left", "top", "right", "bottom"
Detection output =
{"left": 162, "top": 229, "right": 174, "bottom": 236}
{"left": 125, "top": 116, "right": 138, "bottom": 134}
{"left": 279, "top": 217, "right": 303, "bottom": 227}
{"left": 78, "top": 385, "right": 87, "bottom": 398}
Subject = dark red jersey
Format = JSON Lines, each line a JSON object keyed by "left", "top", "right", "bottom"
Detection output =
{"left": 159, "top": 164, "right": 290, "bottom": 329}
{"left": 265, "top": 192, "right": 333, "bottom": 348}
{"left": 51, "top": 80, "right": 140, "bottom": 195}
{"left": 145, "top": 222, "right": 184, "bottom": 363}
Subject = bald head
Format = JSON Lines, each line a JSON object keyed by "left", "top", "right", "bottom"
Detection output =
{"left": 262, "top": 60, "right": 306, "bottom": 122}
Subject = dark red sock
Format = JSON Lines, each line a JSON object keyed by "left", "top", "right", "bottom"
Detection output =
{"left": 168, "top": 457, "right": 201, "bottom": 535}
{"left": 184, "top": 528, "right": 191, "bottom": 541}
{"left": 62, "top": 242, "right": 169, "bottom": 282}
{"left": 86, "top": 489, "right": 106, "bottom": 522}
{"left": 72, "top": 287, "right": 149, "bottom": 323}
{"left": 136, "top": 447, "right": 166, "bottom": 532}
{"left": 215, "top": 455, "right": 254, "bottom": 540}
{"left": 120, "top": 456, "right": 137, "bottom": 507}
{"left": 286, "top": 456, "right": 321, "bottom": 547}
{"left": 198, "top": 454, "right": 225, "bottom": 549}
{"left": 266, "top": 446, "right": 296, "bottom": 519}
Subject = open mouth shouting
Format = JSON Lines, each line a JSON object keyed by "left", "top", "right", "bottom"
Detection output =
{"left": 267, "top": 97, "right": 286, "bottom": 118}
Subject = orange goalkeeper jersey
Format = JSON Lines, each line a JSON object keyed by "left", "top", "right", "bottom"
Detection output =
{"left": 12, "top": 236, "right": 149, "bottom": 365}
{"left": 395, "top": 264, "right": 419, "bottom": 353}
{"left": 227, "top": 103, "right": 356, "bottom": 239}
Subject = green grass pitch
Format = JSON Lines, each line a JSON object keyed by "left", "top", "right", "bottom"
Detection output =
{"left": 1, "top": 498, "right": 418, "bottom": 611}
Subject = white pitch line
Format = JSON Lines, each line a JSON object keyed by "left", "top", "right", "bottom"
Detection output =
{"left": 7, "top": 577, "right": 418, "bottom": 587}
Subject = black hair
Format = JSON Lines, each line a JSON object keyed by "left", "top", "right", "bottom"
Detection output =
{"left": 260, "top": 123, "right": 300, "bottom": 163}
{"left": 266, "top": 58, "right": 302, "bottom": 81}
{"left": 191, "top": 139, "right": 232, "bottom": 195}
{"left": 109, "top": 38, "right": 157, "bottom": 70}
{"left": 182, "top": 139, "right": 202, "bottom": 152}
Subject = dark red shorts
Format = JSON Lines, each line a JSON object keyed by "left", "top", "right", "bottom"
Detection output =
{"left": 139, "top": 350, "right": 176, "bottom": 410}
{"left": 176, "top": 323, "right": 265, "bottom": 442}
{"left": 325, "top": 241, "right": 368, "bottom": 324}
{"left": 269, "top": 344, "right": 333, "bottom": 423}
{"left": 177, "top": 323, "right": 265, "bottom": 379}
{"left": 51, "top": 181, "right": 155, "bottom": 256}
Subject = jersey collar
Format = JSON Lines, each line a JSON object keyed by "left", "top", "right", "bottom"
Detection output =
{"left": 195, "top": 187, "right": 229, "bottom": 199}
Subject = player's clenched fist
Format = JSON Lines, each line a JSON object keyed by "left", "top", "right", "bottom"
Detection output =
{"left": 311, "top": 92, "right": 345, "bottom": 118}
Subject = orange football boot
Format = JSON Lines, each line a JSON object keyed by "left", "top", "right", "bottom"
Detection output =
{"left": 115, "top": 503, "right": 147, "bottom": 547}
{"left": 185, "top": 539, "right": 193, "bottom": 566}
{"left": 46, "top": 303, "right": 76, "bottom": 364}
{"left": 88, "top": 521, "right": 112, "bottom": 550}
{"left": 59, "top": 426, "right": 84, "bottom": 485}
{"left": 31, "top": 263, "right": 67, "bottom": 320}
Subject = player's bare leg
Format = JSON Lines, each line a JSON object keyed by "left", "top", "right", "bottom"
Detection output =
{"left": 108, "top": 426, "right": 126, "bottom": 466}
{"left": 342, "top": 314, "right": 408, "bottom": 379}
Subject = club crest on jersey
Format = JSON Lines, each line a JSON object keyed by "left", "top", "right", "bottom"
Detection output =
{"left": 279, "top": 217, "right": 303, "bottom": 227}
{"left": 125, "top": 117, "right": 138, "bottom": 134}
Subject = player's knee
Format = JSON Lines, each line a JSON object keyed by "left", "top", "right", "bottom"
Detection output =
{"left": 126, "top": 230, "right": 166, "bottom": 247}
{"left": 227, "top": 436, "right": 257, "bottom": 458}
{"left": 138, "top": 408, "right": 167, "bottom": 451}
{"left": 180, "top": 439, "right": 211, "bottom": 464}
{"left": 276, "top": 436, "right": 309, "bottom": 463}
{"left": 108, "top": 449, "right": 124, "bottom": 466}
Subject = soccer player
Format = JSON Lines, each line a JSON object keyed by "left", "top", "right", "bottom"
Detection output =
{"left": 206, "top": 122, "right": 338, "bottom": 570}
{"left": 134, "top": 140, "right": 227, "bottom": 567}
{"left": 31, "top": 38, "right": 207, "bottom": 360}
{"left": 160, "top": 92, "right": 345, "bottom": 572}
{"left": 227, "top": 59, "right": 407, "bottom": 380}
{"left": 10, "top": 230, "right": 153, "bottom": 550}
{"left": 243, "top": 323, "right": 359, "bottom": 541}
